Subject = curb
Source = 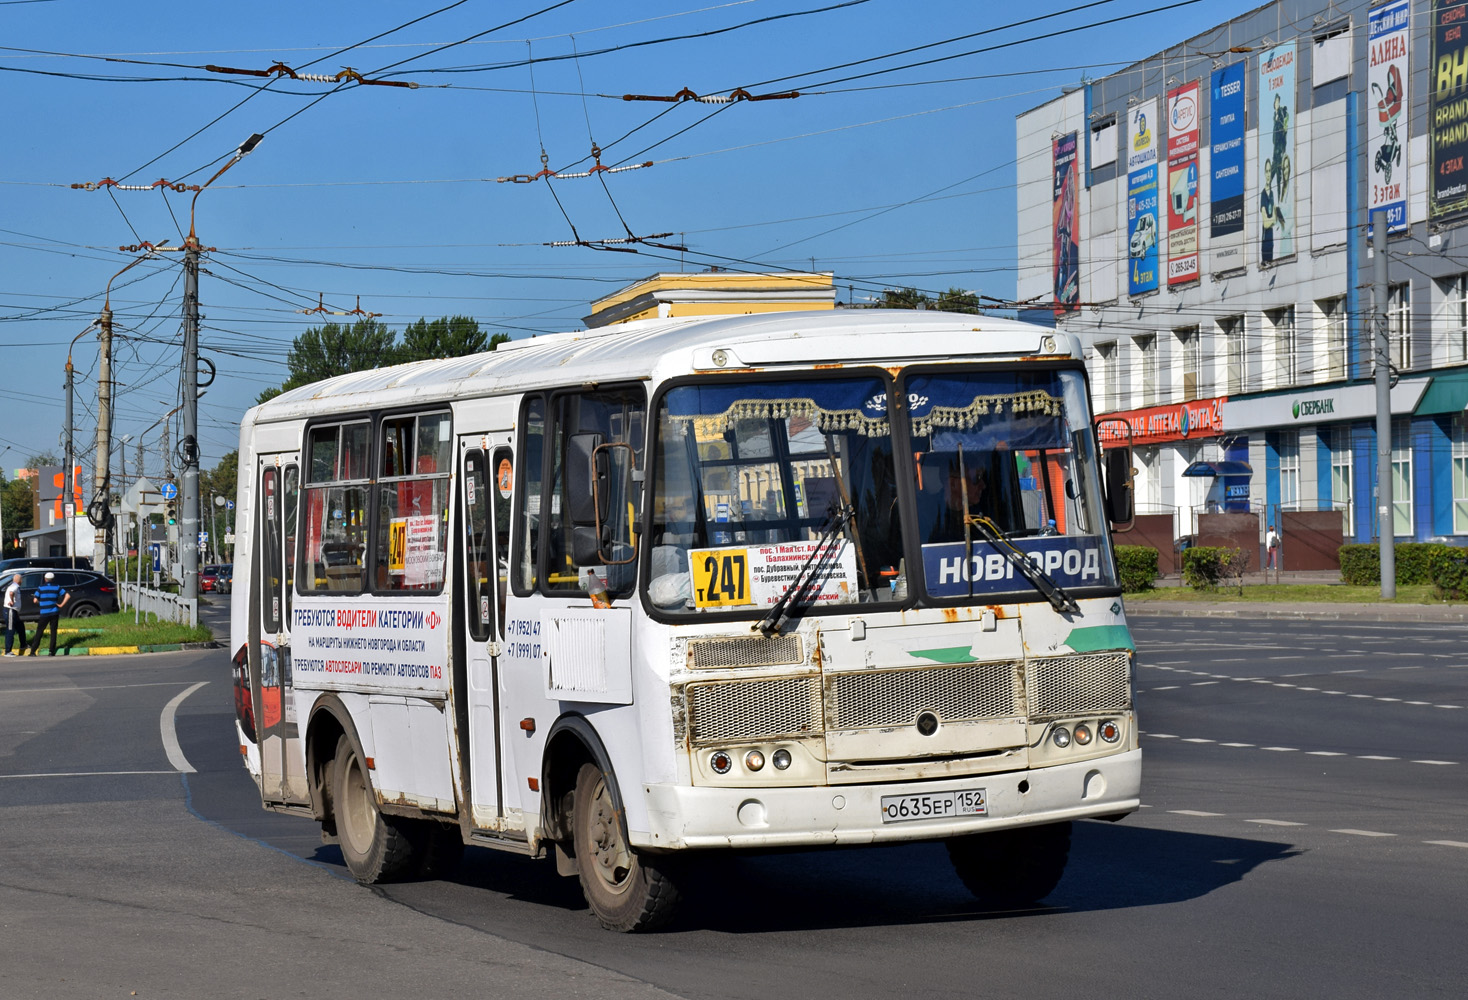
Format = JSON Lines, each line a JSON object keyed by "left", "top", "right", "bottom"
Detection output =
{"left": 6, "top": 641, "right": 221, "bottom": 657}
{"left": 1128, "top": 604, "right": 1468, "bottom": 623}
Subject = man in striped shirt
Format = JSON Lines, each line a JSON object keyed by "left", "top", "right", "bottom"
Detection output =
{"left": 28, "top": 572, "right": 70, "bottom": 657}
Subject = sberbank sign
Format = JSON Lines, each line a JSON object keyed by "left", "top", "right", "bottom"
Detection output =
{"left": 1291, "top": 396, "right": 1335, "bottom": 419}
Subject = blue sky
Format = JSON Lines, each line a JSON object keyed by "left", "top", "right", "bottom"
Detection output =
{"left": 1, "top": 0, "right": 1232, "bottom": 476}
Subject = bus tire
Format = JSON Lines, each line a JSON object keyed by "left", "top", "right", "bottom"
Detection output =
{"left": 946, "top": 821, "right": 1071, "bottom": 908}
{"left": 571, "top": 762, "right": 681, "bottom": 932}
{"left": 332, "top": 735, "right": 415, "bottom": 883}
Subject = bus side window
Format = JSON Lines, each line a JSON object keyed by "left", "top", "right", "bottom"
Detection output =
{"left": 283, "top": 464, "right": 298, "bottom": 621}
{"left": 491, "top": 447, "right": 512, "bottom": 635}
{"left": 515, "top": 396, "right": 545, "bottom": 594}
{"left": 261, "top": 467, "right": 282, "bottom": 632}
{"left": 463, "top": 449, "right": 492, "bottom": 641}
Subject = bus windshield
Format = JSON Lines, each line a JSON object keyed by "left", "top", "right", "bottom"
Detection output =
{"left": 649, "top": 376, "right": 901, "bottom": 613}
{"left": 646, "top": 367, "right": 1116, "bottom": 616}
{"left": 904, "top": 368, "right": 1117, "bottom": 600}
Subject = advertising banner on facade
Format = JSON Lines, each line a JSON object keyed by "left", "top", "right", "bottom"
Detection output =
{"left": 1369, "top": 0, "right": 1410, "bottom": 234}
{"left": 1209, "top": 62, "right": 1246, "bottom": 272}
{"left": 1052, "top": 131, "right": 1079, "bottom": 314}
{"left": 1096, "top": 395, "right": 1226, "bottom": 447}
{"left": 1431, "top": 0, "right": 1468, "bottom": 220}
{"left": 1166, "top": 82, "right": 1201, "bottom": 286}
{"left": 1127, "top": 98, "right": 1160, "bottom": 296}
{"left": 1258, "top": 41, "right": 1296, "bottom": 263}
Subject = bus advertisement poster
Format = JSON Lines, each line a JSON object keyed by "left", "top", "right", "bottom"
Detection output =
{"left": 290, "top": 600, "right": 448, "bottom": 691}
{"left": 1368, "top": 0, "right": 1409, "bottom": 234}
{"left": 1126, "top": 98, "right": 1159, "bottom": 296}
{"left": 689, "top": 538, "right": 858, "bottom": 610}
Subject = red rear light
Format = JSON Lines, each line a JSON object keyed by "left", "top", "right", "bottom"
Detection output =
{"left": 98, "top": 585, "right": 114, "bottom": 593}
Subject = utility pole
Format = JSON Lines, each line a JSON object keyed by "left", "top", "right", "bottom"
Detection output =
{"left": 94, "top": 305, "right": 113, "bottom": 566}
{"left": 63, "top": 323, "right": 95, "bottom": 568}
{"left": 1373, "top": 213, "right": 1396, "bottom": 600}
{"left": 181, "top": 242, "right": 201, "bottom": 600}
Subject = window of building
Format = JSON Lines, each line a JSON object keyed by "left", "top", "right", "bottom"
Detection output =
{"left": 1269, "top": 306, "right": 1299, "bottom": 387}
{"left": 1320, "top": 296, "right": 1346, "bottom": 381}
{"left": 1453, "top": 416, "right": 1468, "bottom": 533}
{"left": 1136, "top": 334, "right": 1158, "bottom": 406}
{"left": 1391, "top": 420, "right": 1412, "bottom": 537}
{"left": 1221, "top": 316, "right": 1244, "bottom": 395}
{"left": 1277, "top": 430, "right": 1299, "bottom": 511}
{"left": 1096, "top": 341, "right": 1120, "bottom": 411}
{"left": 1441, "top": 274, "right": 1468, "bottom": 364}
{"left": 1331, "top": 427, "right": 1353, "bottom": 537}
{"left": 1176, "top": 326, "right": 1200, "bottom": 400}
{"left": 1389, "top": 283, "right": 1411, "bottom": 370}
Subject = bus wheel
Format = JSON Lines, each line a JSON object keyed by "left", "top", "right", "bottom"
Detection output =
{"left": 571, "top": 762, "right": 681, "bottom": 932}
{"left": 332, "top": 735, "right": 415, "bottom": 883}
{"left": 412, "top": 821, "right": 465, "bottom": 879}
{"left": 946, "top": 821, "right": 1071, "bottom": 908}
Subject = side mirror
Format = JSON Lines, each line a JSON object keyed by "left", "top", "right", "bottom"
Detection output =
{"left": 567, "top": 432, "right": 604, "bottom": 526}
{"left": 1104, "top": 446, "right": 1135, "bottom": 530}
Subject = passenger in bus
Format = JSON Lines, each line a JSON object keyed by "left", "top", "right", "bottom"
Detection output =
{"left": 914, "top": 451, "right": 990, "bottom": 544}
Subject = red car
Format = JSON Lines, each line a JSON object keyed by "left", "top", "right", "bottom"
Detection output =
{"left": 200, "top": 564, "right": 223, "bottom": 592}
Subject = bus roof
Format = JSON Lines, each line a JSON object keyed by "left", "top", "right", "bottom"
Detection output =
{"left": 249, "top": 309, "right": 1075, "bottom": 424}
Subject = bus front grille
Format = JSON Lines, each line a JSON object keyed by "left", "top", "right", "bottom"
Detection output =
{"left": 827, "top": 661, "right": 1022, "bottom": 730}
{"left": 685, "top": 676, "right": 823, "bottom": 745}
{"left": 687, "top": 634, "right": 804, "bottom": 669}
{"left": 1026, "top": 651, "right": 1131, "bottom": 719}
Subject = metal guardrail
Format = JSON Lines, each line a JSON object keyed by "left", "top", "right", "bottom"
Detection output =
{"left": 119, "top": 583, "right": 197, "bottom": 628}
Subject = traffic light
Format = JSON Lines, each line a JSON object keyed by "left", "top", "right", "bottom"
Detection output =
{"left": 166, "top": 500, "right": 177, "bottom": 525}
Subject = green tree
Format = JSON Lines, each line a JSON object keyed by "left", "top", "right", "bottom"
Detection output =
{"left": 934, "top": 288, "right": 982, "bottom": 314}
{"left": 397, "top": 315, "right": 502, "bottom": 362}
{"left": 2, "top": 476, "right": 34, "bottom": 557}
{"left": 202, "top": 450, "right": 239, "bottom": 501}
{"left": 869, "top": 287, "right": 982, "bottom": 313}
{"left": 257, "top": 319, "right": 399, "bottom": 405}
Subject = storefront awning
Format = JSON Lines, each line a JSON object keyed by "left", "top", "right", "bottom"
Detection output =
{"left": 1182, "top": 460, "right": 1253, "bottom": 477}
{"left": 1414, "top": 369, "right": 1468, "bottom": 416}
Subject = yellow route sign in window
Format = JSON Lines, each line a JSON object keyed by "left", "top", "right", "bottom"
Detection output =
{"left": 691, "top": 548, "right": 752, "bottom": 608}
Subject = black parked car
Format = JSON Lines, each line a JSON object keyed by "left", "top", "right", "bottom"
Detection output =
{"left": 4, "top": 569, "right": 119, "bottom": 619}
{"left": 213, "top": 564, "right": 233, "bottom": 594}
{"left": 0, "top": 556, "right": 94, "bottom": 574}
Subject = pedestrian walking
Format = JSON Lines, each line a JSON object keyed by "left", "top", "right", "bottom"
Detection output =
{"left": 1266, "top": 523, "right": 1281, "bottom": 571}
{"left": 28, "top": 572, "right": 69, "bottom": 657}
{"left": 3, "top": 572, "right": 25, "bottom": 656}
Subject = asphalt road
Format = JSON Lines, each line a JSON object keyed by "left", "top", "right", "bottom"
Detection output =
{"left": 2, "top": 610, "right": 1465, "bottom": 998}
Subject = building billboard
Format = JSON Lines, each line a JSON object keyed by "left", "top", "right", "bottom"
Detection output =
{"left": 1431, "top": 0, "right": 1468, "bottom": 220}
{"left": 1258, "top": 41, "right": 1296, "bottom": 263}
{"left": 1166, "top": 81, "right": 1201, "bottom": 286}
{"left": 1052, "top": 131, "right": 1079, "bottom": 314}
{"left": 1209, "top": 62, "right": 1246, "bottom": 272}
{"left": 1369, "top": 0, "right": 1410, "bottom": 234}
{"left": 1127, "top": 98, "right": 1160, "bottom": 296}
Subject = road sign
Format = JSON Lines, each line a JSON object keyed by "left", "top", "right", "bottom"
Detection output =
{"left": 160, "top": 482, "right": 178, "bottom": 500}
{"left": 150, "top": 544, "right": 161, "bottom": 572}
{"left": 226, "top": 500, "right": 235, "bottom": 510}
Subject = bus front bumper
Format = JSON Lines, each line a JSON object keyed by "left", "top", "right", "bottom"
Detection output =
{"left": 634, "top": 748, "right": 1141, "bottom": 851}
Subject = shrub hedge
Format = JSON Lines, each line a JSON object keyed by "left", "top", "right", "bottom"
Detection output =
{"left": 1115, "top": 545, "right": 1159, "bottom": 592}
{"left": 1338, "top": 542, "right": 1466, "bottom": 587}
{"left": 1182, "top": 546, "right": 1247, "bottom": 591}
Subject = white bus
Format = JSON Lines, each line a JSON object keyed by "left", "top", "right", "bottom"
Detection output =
{"left": 231, "top": 309, "right": 1140, "bottom": 931}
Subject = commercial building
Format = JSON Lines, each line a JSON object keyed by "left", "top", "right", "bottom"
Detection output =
{"left": 1017, "top": 0, "right": 1468, "bottom": 546}
{"left": 585, "top": 270, "right": 835, "bottom": 328}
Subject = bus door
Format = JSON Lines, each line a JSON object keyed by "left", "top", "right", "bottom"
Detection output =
{"left": 459, "top": 441, "right": 513, "bottom": 829}
{"left": 254, "top": 456, "right": 309, "bottom": 806}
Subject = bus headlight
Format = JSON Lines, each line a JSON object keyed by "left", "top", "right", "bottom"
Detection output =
{"left": 744, "top": 750, "right": 766, "bottom": 772}
{"left": 1099, "top": 720, "right": 1122, "bottom": 743}
{"left": 710, "top": 751, "right": 733, "bottom": 774}
{"left": 1051, "top": 727, "right": 1071, "bottom": 748}
{"left": 1073, "top": 723, "right": 1092, "bottom": 746}
{"left": 772, "top": 748, "right": 792, "bottom": 770}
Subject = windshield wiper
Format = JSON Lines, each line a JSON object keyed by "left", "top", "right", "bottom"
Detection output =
{"left": 965, "top": 514, "right": 1080, "bottom": 615}
{"left": 755, "top": 501, "right": 853, "bottom": 636}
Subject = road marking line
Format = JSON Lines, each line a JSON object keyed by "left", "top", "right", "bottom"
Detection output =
{"left": 1425, "top": 840, "right": 1468, "bottom": 848}
{"left": 1274, "top": 683, "right": 1297, "bottom": 688}
{"left": 1182, "top": 738, "right": 1215, "bottom": 743}
{"left": 0, "top": 770, "right": 175, "bottom": 779}
{"left": 1307, "top": 751, "right": 1347, "bottom": 756}
{"left": 1261, "top": 747, "right": 1298, "bottom": 752}
{"left": 1298, "top": 686, "right": 1319, "bottom": 691}
{"left": 1152, "top": 685, "right": 1180, "bottom": 690}
{"left": 161, "top": 681, "right": 208, "bottom": 774}
{"left": 1331, "top": 829, "right": 1396, "bottom": 838}
{"left": 1412, "top": 760, "right": 1458, "bottom": 766}
{"left": 1377, "top": 697, "right": 1401, "bottom": 702}
{"left": 1348, "top": 694, "right": 1373, "bottom": 699}
{"left": 1170, "top": 810, "right": 1225, "bottom": 817}
{"left": 1333, "top": 669, "right": 1367, "bottom": 674}
{"left": 1435, "top": 705, "right": 1463, "bottom": 709}
{"left": 1191, "top": 681, "right": 1220, "bottom": 686}
{"left": 1406, "top": 701, "right": 1431, "bottom": 705}
{"left": 1247, "top": 819, "right": 1305, "bottom": 826}
{"left": 1268, "top": 655, "right": 1304, "bottom": 660}
{"left": 1358, "top": 755, "right": 1399, "bottom": 761}
{"left": 3, "top": 681, "right": 200, "bottom": 694}
{"left": 1323, "top": 691, "right": 1346, "bottom": 695}
{"left": 1219, "top": 742, "right": 1255, "bottom": 747}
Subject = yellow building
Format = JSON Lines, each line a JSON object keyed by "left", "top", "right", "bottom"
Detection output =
{"left": 584, "top": 270, "right": 835, "bottom": 329}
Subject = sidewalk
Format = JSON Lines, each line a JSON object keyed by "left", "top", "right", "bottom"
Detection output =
{"left": 1126, "top": 599, "right": 1468, "bottom": 623}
